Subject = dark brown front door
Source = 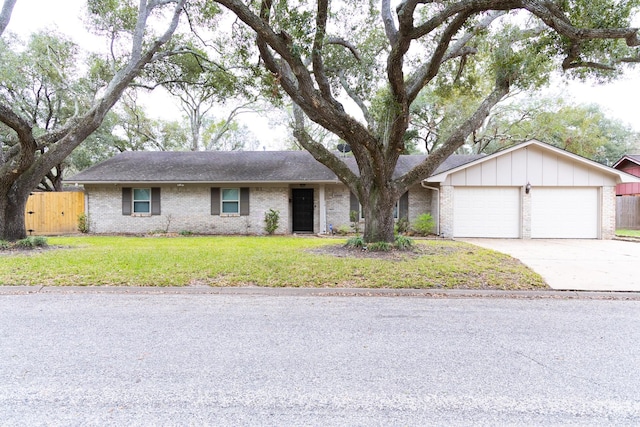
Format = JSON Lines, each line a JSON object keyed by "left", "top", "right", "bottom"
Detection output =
{"left": 292, "top": 189, "right": 314, "bottom": 232}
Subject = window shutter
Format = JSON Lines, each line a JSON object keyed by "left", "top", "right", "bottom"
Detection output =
{"left": 122, "top": 188, "right": 132, "bottom": 215}
{"left": 349, "top": 192, "right": 359, "bottom": 217}
{"left": 211, "top": 188, "right": 220, "bottom": 215}
{"left": 399, "top": 191, "right": 409, "bottom": 219}
{"left": 151, "top": 187, "right": 161, "bottom": 215}
{"left": 240, "top": 187, "right": 250, "bottom": 216}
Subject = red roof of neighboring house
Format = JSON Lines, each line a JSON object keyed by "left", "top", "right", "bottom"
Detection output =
{"left": 613, "top": 155, "right": 640, "bottom": 195}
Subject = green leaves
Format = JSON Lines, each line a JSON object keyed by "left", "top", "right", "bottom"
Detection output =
{"left": 87, "top": 0, "right": 138, "bottom": 35}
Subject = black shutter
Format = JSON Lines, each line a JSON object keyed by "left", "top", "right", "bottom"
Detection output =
{"left": 349, "top": 192, "right": 359, "bottom": 218}
{"left": 240, "top": 187, "right": 250, "bottom": 216}
{"left": 211, "top": 188, "right": 220, "bottom": 215}
{"left": 399, "top": 191, "right": 409, "bottom": 219}
{"left": 151, "top": 187, "right": 161, "bottom": 215}
{"left": 122, "top": 187, "right": 132, "bottom": 215}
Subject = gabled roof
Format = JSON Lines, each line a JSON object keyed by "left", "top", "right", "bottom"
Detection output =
{"left": 69, "top": 150, "right": 484, "bottom": 185}
{"left": 424, "top": 139, "right": 640, "bottom": 184}
{"left": 612, "top": 154, "right": 640, "bottom": 170}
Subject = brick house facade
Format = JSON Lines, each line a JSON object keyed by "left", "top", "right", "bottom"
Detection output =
{"left": 71, "top": 141, "right": 636, "bottom": 239}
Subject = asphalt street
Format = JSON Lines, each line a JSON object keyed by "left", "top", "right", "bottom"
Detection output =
{"left": 1, "top": 291, "right": 639, "bottom": 425}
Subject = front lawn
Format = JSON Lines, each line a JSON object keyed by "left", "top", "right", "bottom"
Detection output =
{"left": 0, "top": 236, "right": 547, "bottom": 289}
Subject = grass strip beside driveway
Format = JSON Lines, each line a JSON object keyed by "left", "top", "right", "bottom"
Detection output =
{"left": 0, "top": 236, "right": 547, "bottom": 289}
{"left": 616, "top": 229, "right": 640, "bottom": 238}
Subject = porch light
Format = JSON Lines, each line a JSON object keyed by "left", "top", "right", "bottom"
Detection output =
{"left": 525, "top": 182, "right": 531, "bottom": 194}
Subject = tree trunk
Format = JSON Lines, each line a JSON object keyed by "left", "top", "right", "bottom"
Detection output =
{"left": 361, "top": 186, "right": 397, "bottom": 243}
{"left": 0, "top": 184, "right": 29, "bottom": 241}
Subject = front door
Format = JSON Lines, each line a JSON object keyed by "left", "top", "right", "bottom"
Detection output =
{"left": 292, "top": 188, "right": 314, "bottom": 232}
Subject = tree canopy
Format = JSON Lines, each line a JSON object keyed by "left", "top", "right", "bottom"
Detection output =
{"left": 0, "top": 0, "right": 186, "bottom": 240}
{"left": 211, "top": 0, "right": 640, "bottom": 242}
{"left": 1, "top": 0, "right": 640, "bottom": 243}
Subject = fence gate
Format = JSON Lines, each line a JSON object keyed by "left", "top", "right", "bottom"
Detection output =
{"left": 616, "top": 195, "right": 640, "bottom": 230}
{"left": 25, "top": 192, "right": 85, "bottom": 235}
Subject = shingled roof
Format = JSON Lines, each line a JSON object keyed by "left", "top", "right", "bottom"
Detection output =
{"left": 69, "top": 150, "right": 482, "bottom": 184}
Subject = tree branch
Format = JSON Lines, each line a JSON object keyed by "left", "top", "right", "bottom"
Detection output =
{"left": 326, "top": 37, "right": 362, "bottom": 61}
{"left": 312, "top": 0, "right": 339, "bottom": 106}
{"left": 381, "top": 0, "right": 398, "bottom": 45}
{"left": 337, "top": 70, "right": 373, "bottom": 128}
{"left": 397, "top": 76, "right": 510, "bottom": 191}
{"left": 0, "top": 0, "right": 16, "bottom": 36}
{"left": 292, "top": 105, "right": 359, "bottom": 189}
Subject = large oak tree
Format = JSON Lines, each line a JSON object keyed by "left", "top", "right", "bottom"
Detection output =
{"left": 213, "top": 0, "right": 640, "bottom": 242}
{"left": 0, "top": 0, "right": 186, "bottom": 241}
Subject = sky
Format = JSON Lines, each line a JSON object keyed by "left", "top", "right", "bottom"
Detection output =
{"left": 6, "top": 0, "right": 640, "bottom": 141}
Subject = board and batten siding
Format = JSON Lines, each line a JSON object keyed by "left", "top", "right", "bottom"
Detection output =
{"left": 445, "top": 145, "right": 617, "bottom": 187}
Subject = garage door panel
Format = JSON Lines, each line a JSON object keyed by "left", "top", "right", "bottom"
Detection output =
{"left": 531, "top": 187, "right": 598, "bottom": 239}
{"left": 454, "top": 187, "right": 520, "bottom": 238}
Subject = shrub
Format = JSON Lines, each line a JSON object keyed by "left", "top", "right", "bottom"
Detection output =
{"left": 345, "top": 236, "right": 365, "bottom": 249}
{"left": 264, "top": 208, "right": 280, "bottom": 235}
{"left": 394, "top": 235, "right": 414, "bottom": 250}
{"left": 336, "top": 224, "right": 351, "bottom": 235}
{"left": 349, "top": 210, "right": 361, "bottom": 234}
{"left": 179, "top": 230, "right": 194, "bottom": 236}
{"left": 77, "top": 213, "right": 90, "bottom": 233}
{"left": 16, "top": 236, "right": 48, "bottom": 248}
{"left": 368, "top": 241, "right": 392, "bottom": 252}
{"left": 395, "top": 217, "right": 410, "bottom": 234}
{"left": 412, "top": 213, "right": 435, "bottom": 236}
{"left": 0, "top": 240, "right": 9, "bottom": 250}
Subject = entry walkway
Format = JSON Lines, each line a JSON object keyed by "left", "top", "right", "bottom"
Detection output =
{"left": 461, "top": 239, "right": 640, "bottom": 292}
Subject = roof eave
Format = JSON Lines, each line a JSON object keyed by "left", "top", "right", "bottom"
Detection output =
{"left": 70, "top": 179, "right": 343, "bottom": 185}
{"left": 422, "top": 140, "right": 640, "bottom": 184}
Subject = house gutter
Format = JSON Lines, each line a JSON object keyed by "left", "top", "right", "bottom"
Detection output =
{"left": 420, "top": 182, "right": 440, "bottom": 236}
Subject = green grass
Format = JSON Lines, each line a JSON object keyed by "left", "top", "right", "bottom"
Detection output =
{"left": 0, "top": 236, "right": 547, "bottom": 289}
{"left": 616, "top": 229, "right": 640, "bottom": 238}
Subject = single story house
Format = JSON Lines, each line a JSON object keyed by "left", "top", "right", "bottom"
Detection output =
{"left": 612, "top": 154, "right": 640, "bottom": 195}
{"left": 70, "top": 140, "right": 640, "bottom": 239}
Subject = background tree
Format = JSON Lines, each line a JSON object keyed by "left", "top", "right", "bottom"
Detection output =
{"left": 0, "top": 0, "right": 186, "bottom": 241}
{"left": 213, "top": 0, "right": 640, "bottom": 242}
{"left": 407, "top": 91, "right": 640, "bottom": 164}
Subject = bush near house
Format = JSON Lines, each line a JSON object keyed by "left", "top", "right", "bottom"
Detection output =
{"left": 412, "top": 213, "right": 435, "bottom": 236}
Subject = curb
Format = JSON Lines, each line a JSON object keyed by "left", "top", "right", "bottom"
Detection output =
{"left": 1, "top": 286, "right": 639, "bottom": 300}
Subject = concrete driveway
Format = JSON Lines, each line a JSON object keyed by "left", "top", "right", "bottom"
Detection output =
{"left": 460, "top": 239, "right": 640, "bottom": 292}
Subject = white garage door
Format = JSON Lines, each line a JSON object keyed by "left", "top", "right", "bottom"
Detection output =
{"left": 454, "top": 187, "right": 520, "bottom": 238}
{"left": 531, "top": 187, "right": 599, "bottom": 238}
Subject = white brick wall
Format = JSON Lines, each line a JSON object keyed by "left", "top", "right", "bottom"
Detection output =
{"left": 85, "top": 184, "right": 289, "bottom": 235}
{"left": 602, "top": 186, "right": 616, "bottom": 240}
{"left": 439, "top": 185, "right": 454, "bottom": 238}
{"left": 522, "top": 189, "right": 531, "bottom": 239}
{"left": 86, "top": 183, "right": 438, "bottom": 236}
{"left": 323, "top": 183, "right": 435, "bottom": 234}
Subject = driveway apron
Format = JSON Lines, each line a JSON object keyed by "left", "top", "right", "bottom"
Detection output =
{"left": 460, "top": 239, "right": 640, "bottom": 292}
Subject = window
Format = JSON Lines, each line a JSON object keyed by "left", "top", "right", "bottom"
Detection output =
{"left": 122, "top": 187, "right": 160, "bottom": 216}
{"left": 351, "top": 191, "right": 407, "bottom": 220}
{"left": 221, "top": 188, "right": 240, "bottom": 214}
{"left": 133, "top": 188, "right": 151, "bottom": 214}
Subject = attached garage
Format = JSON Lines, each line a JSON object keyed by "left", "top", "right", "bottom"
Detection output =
{"left": 423, "top": 140, "right": 637, "bottom": 240}
{"left": 453, "top": 187, "right": 520, "bottom": 238}
{"left": 531, "top": 187, "right": 599, "bottom": 238}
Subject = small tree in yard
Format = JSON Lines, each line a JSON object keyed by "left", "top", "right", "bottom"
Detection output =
{"left": 213, "top": 0, "right": 640, "bottom": 243}
{"left": 0, "top": 0, "right": 186, "bottom": 241}
{"left": 264, "top": 208, "right": 280, "bottom": 235}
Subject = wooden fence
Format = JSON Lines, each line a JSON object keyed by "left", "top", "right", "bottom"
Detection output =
{"left": 616, "top": 195, "right": 640, "bottom": 230}
{"left": 25, "top": 191, "right": 85, "bottom": 235}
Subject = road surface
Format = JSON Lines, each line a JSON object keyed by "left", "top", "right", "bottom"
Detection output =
{"left": 1, "top": 290, "right": 639, "bottom": 425}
